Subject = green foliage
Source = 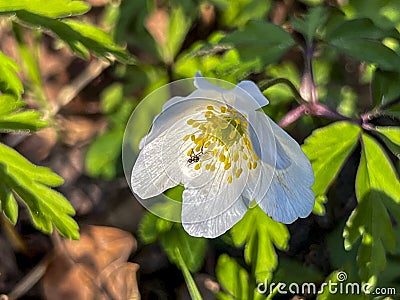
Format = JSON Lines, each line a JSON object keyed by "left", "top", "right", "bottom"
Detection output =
{"left": 302, "top": 122, "right": 361, "bottom": 214}
{"left": 139, "top": 212, "right": 206, "bottom": 272}
{"left": 230, "top": 206, "right": 289, "bottom": 281}
{"left": 86, "top": 1, "right": 400, "bottom": 298}
{"left": 220, "top": 21, "right": 296, "bottom": 71}
{"left": 0, "top": 0, "right": 89, "bottom": 18}
{"left": 325, "top": 18, "right": 400, "bottom": 72}
{"left": 372, "top": 70, "right": 400, "bottom": 106}
{"left": 218, "top": 0, "right": 271, "bottom": 28}
{"left": 0, "top": 144, "right": 79, "bottom": 238}
{"left": 344, "top": 134, "right": 400, "bottom": 285}
{"left": 216, "top": 254, "right": 264, "bottom": 300}
{"left": 292, "top": 6, "right": 328, "bottom": 44}
{"left": 0, "top": 95, "right": 48, "bottom": 131}
{"left": 0, "top": 51, "right": 23, "bottom": 97}
{"left": 0, "top": 0, "right": 135, "bottom": 239}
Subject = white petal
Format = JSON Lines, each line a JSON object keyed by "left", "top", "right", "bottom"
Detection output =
{"left": 242, "top": 111, "right": 276, "bottom": 202}
{"left": 142, "top": 98, "right": 218, "bottom": 147}
{"left": 181, "top": 160, "right": 249, "bottom": 238}
{"left": 258, "top": 119, "right": 314, "bottom": 223}
{"left": 131, "top": 128, "right": 186, "bottom": 198}
{"left": 194, "top": 71, "right": 227, "bottom": 93}
{"left": 236, "top": 80, "right": 269, "bottom": 107}
{"left": 182, "top": 195, "right": 247, "bottom": 238}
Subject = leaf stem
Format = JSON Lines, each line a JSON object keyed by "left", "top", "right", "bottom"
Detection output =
{"left": 258, "top": 78, "right": 308, "bottom": 105}
{"left": 175, "top": 247, "right": 203, "bottom": 300}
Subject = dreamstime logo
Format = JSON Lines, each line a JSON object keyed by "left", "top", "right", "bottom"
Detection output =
{"left": 256, "top": 271, "right": 397, "bottom": 296}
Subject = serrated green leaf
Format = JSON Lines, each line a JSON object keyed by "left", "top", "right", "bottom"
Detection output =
{"left": 291, "top": 6, "right": 328, "bottom": 44}
{"left": 357, "top": 134, "right": 400, "bottom": 203}
{"left": 375, "top": 126, "right": 400, "bottom": 159}
{"left": 216, "top": 254, "right": 249, "bottom": 300}
{"left": 220, "top": 21, "right": 295, "bottom": 71}
{"left": 15, "top": 11, "right": 135, "bottom": 64}
{"left": 0, "top": 0, "right": 89, "bottom": 18}
{"left": 317, "top": 270, "right": 370, "bottom": 300}
{"left": 160, "top": 225, "right": 207, "bottom": 272}
{"left": 0, "top": 182, "right": 18, "bottom": 224}
{"left": 0, "top": 51, "right": 23, "bottom": 97}
{"left": 344, "top": 134, "right": 400, "bottom": 283}
{"left": 0, "top": 143, "right": 63, "bottom": 186}
{"left": 371, "top": 70, "right": 400, "bottom": 106}
{"left": 0, "top": 110, "right": 48, "bottom": 132}
{"left": 302, "top": 121, "right": 361, "bottom": 214}
{"left": 230, "top": 206, "right": 289, "bottom": 281}
{"left": 0, "top": 143, "right": 78, "bottom": 239}
{"left": 375, "top": 126, "right": 400, "bottom": 146}
{"left": 0, "top": 95, "right": 25, "bottom": 115}
{"left": 220, "top": 0, "right": 271, "bottom": 28}
{"left": 63, "top": 20, "right": 136, "bottom": 64}
{"left": 85, "top": 129, "right": 123, "bottom": 179}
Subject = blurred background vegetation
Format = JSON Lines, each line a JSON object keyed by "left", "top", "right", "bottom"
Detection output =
{"left": 0, "top": 0, "right": 399, "bottom": 299}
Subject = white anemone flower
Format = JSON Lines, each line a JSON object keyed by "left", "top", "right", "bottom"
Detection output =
{"left": 131, "top": 73, "right": 314, "bottom": 238}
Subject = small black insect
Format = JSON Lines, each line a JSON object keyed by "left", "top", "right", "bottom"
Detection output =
{"left": 187, "top": 146, "right": 204, "bottom": 164}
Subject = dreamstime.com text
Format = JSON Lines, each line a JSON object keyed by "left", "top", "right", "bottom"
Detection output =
{"left": 256, "top": 271, "right": 397, "bottom": 297}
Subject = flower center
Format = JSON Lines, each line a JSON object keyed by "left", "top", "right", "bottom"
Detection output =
{"left": 182, "top": 104, "right": 259, "bottom": 184}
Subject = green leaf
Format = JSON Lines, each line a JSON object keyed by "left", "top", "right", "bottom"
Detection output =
{"left": 0, "top": 0, "right": 89, "bottom": 18}
{"left": 0, "top": 95, "right": 48, "bottom": 132}
{"left": 138, "top": 212, "right": 206, "bottom": 272}
{"left": 160, "top": 224, "right": 207, "bottom": 273}
{"left": 216, "top": 254, "right": 249, "bottom": 300}
{"left": 162, "top": 6, "right": 192, "bottom": 64}
{"left": 85, "top": 129, "right": 123, "bottom": 179}
{"left": 0, "top": 95, "right": 25, "bottom": 115}
{"left": 325, "top": 18, "right": 398, "bottom": 41}
{"left": 0, "top": 143, "right": 79, "bottom": 239}
{"left": 302, "top": 121, "right": 361, "bottom": 214}
{"left": 0, "top": 182, "right": 18, "bottom": 224}
{"left": 344, "top": 134, "right": 400, "bottom": 283}
{"left": 0, "top": 51, "right": 23, "bottom": 97}
{"left": 372, "top": 70, "right": 400, "bottom": 106}
{"left": 219, "top": 0, "right": 271, "bottom": 28}
{"left": 15, "top": 11, "right": 135, "bottom": 64}
{"left": 375, "top": 126, "right": 400, "bottom": 146}
{"left": 230, "top": 206, "right": 289, "bottom": 281}
{"left": 13, "top": 23, "right": 47, "bottom": 106}
{"left": 220, "top": 21, "right": 295, "bottom": 71}
{"left": 375, "top": 126, "right": 400, "bottom": 158}
{"left": 330, "top": 39, "right": 400, "bottom": 72}
{"left": 325, "top": 18, "right": 400, "bottom": 72}
{"left": 138, "top": 211, "right": 174, "bottom": 244}
{"left": 273, "top": 257, "right": 324, "bottom": 285}
{"left": 317, "top": 270, "right": 370, "bottom": 300}
{"left": 291, "top": 6, "right": 328, "bottom": 44}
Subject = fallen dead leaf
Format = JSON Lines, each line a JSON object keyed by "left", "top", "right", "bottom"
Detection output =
{"left": 42, "top": 225, "right": 139, "bottom": 300}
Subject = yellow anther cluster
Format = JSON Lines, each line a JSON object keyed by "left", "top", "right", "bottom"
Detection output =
{"left": 183, "top": 104, "right": 259, "bottom": 184}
